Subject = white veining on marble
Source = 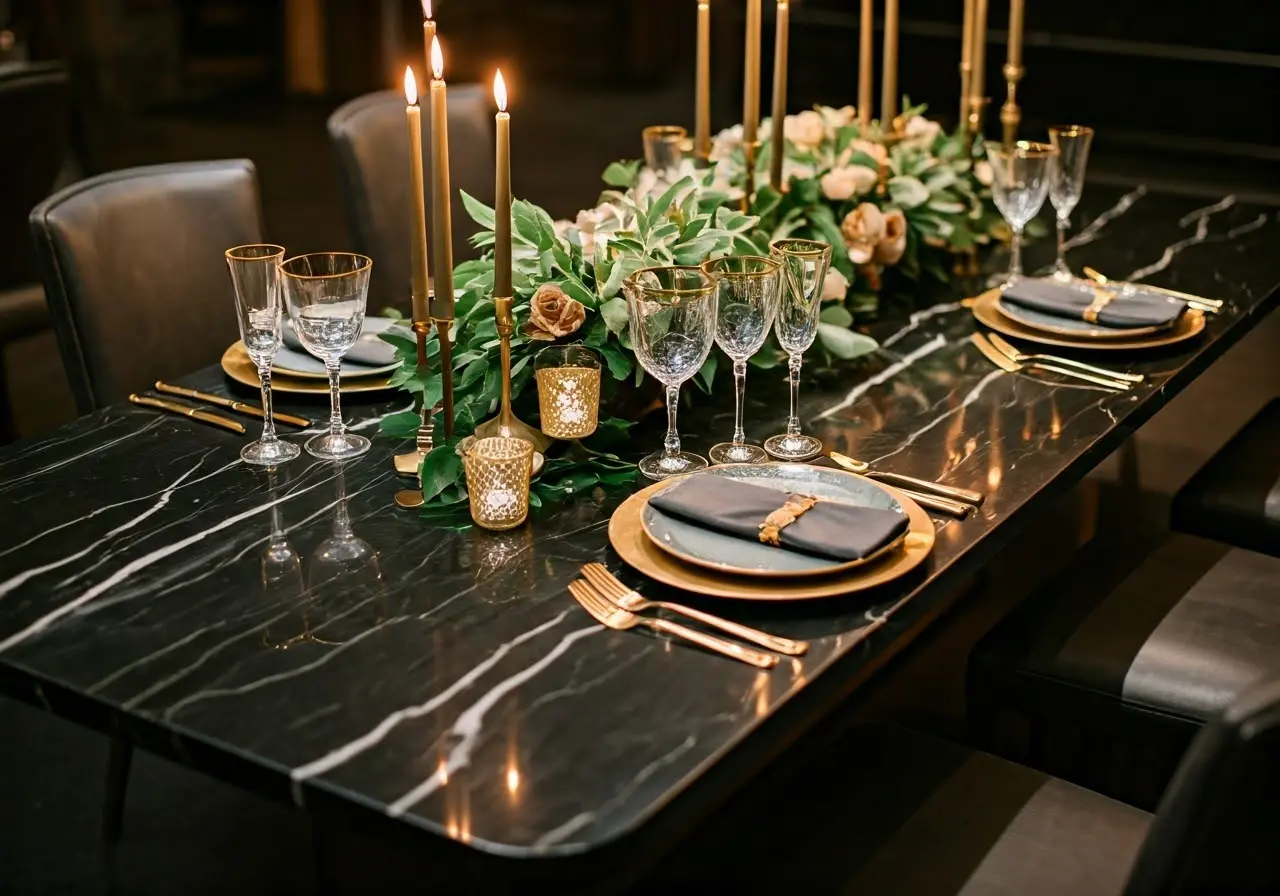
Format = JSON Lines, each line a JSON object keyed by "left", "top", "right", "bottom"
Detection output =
{"left": 87, "top": 622, "right": 229, "bottom": 694}
{"left": 290, "top": 612, "right": 572, "bottom": 788}
{"left": 1221, "top": 214, "right": 1269, "bottom": 241}
{"left": 880, "top": 302, "right": 964, "bottom": 350}
{"left": 1062, "top": 185, "right": 1147, "bottom": 251}
{"left": 0, "top": 471, "right": 342, "bottom": 653}
{"left": 0, "top": 417, "right": 163, "bottom": 493}
{"left": 1125, "top": 195, "right": 1238, "bottom": 282}
{"left": 814, "top": 335, "right": 949, "bottom": 421}
{"left": 385, "top": 624, "right": 601, "bottom": 818}
{"left": 532, "top": 735, "right": 700, "bottom": 852}
{"left": 1177, "top": 195, "right": 1236, "bottom": 228}
{"left": 866, "top": 369, "right": 1005, "bottom": 466}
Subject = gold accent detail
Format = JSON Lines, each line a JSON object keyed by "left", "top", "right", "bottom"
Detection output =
{"left": 464, "top": 436, "right": 533, "bottom": 531}
{"left": 128, "top": 393, "right": 246, "bottom": 434}
{"left": 154, "top": 381, "right": 311, "bottom": 427}
{"left": 220, "top": 343, "right": 394, "bottom": 394}
{"left": 535, "top": 367, "right": 601, "bottom": 440}
{"left": 758, "top": 493, "right": 819, "bottom": 546}
{"left": 224, "top": 243, "right": 285, "bottom": 262}
{"left": 1082, "top": 286, "right": 1116, "bottom": 324}
{"left": 278, "top": 252, "right": 373, "bottom": 280}
{"left": 972, "top": 290, "right": 1207, "bottom": 351}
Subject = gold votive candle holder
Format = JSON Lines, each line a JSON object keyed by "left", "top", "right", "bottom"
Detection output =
{"left": 642, "top": 125, "right": 687, "bottom": 179}
{"left": 465, "top": 437, "right": 534, "bottom": 531}
{"left": 535, "top": 345, "right": 602, "bottom": 440}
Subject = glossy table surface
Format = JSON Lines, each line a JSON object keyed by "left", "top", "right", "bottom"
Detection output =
{"left": 0, "top": 188, "right": 1276, "bottom": 867}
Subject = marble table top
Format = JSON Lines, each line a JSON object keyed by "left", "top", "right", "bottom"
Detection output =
{"left": 0, "top": 188, "right": 1276, "bottom": 868}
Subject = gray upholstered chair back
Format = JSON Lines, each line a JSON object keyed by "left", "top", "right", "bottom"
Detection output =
{"left": 327, "top": 86, "right": 494, "bottom": 314}
{"left": 29, "top": 159, "right": 264, "bottom": 414}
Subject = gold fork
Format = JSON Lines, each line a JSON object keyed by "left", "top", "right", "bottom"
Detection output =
{"left": 581, "top": 563, "right": 808, "bottom": 656}
{"left": 569, "top": 580, "right": 779, "bottom": 669}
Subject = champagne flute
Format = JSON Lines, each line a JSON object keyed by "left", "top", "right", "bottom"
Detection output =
{"left": 280, "top": 252, "right": 373, "bottom": 461}
{"left": 1048, "top": 125, "right": 1094, "bottom": 282}
{"left": 700, "top": 255, "right": 781, "bottom": 464}
{"left": 985, "top": 140, "right": 1057, "bottom": 284}
{"left": 225, "top": 244, "right": 299, "bottom": 465}
{"left": 622, "top": 266, "right": 718, "bottom": 481}
{"left": 764, "top": 239, "right": 832, "bottom": 462}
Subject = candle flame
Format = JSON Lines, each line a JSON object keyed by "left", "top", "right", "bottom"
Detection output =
{"left": 493, "top": 69, "right": 507, "bottom": 112}
{"left": 431, "top": 35, "right": 444, "bottom": 80}
{"left": 403, "top": 66, "right": 418, "bottom": 105}
{"left": 421, "top": 0, "right": 432, "bottom": 19}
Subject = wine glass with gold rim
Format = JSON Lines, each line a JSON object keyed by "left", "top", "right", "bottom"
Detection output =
{"left": 1047, "top": 125, "right": 1094, "bottom": 282}
{"left": 765, "top": 239, "right": 832, "bottom": 462}
{"left": 985, "top": 140, "right": 1057, "bottom": 285}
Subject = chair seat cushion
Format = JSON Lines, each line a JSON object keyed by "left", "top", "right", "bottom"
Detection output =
{"left": 646, "top": 723, "right": 1151, "bottom": 895}
{"left": 0, "top": 283, "right": 49, "bottom": 343}
{"left": 1173, "top": 399, "right": 1280, "bottom": 558}
{"left": 971, "top": 534, "right": 1280, "bottom": 728}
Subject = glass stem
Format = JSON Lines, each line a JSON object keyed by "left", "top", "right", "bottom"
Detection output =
{"left": 786, "top": 352, "right": 803, "bottom": 436}
{"left": 1054, "top": 213, "right": 1071, "bottom": 277}
{"left": 326, "top": 361, "right": 344, "bottom": 439}
{"left": 257, "top": 363, "right": 279, "bottom": 445}
{"left": 663, "top": 384, "right": 682, "bottom": 458}
{"left": 731, "top": 358, "right": 748, "bottom": 447}
{"left": 1009, "top": 226, "right": 1025, "bottom": 279}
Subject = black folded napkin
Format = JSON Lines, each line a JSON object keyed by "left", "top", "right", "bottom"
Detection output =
{"left": 648, "top": 476, "right": 909, "bottom": 563}
{"left": 1001, "top": 278, "right": 1186, "bottom": 330}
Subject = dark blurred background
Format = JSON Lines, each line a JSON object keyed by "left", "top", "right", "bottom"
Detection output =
{"left": 2, "top": 0, "right": 1278, "bottom": 435}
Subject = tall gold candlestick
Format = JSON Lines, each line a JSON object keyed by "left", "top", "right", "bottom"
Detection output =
{"left": 428, "top": 35, "right": 455, "bottom": 437}
{"left": 769, "top": 0, "right": 789, "bottom": 191}
{"left": 494, "top": 70, "right": 512, "bottom": 299}
{"left": 858, "top": 0, "right": 873, "bottom": 132}
{"left": 743, "top": 0, "right": 761, "bottom": 145}
{"left": 1001, "top": 0, "right": 1025, "bottom": 146}
{"left": 695, "top": 1, "right": 711, "bottom": 158}
{"left": 881, "top": 0, "right": 899, "bottom": 129}
{"left": 404, "top": 67, "right": 430, "bottom": 329}
{"left": 959, "top": 0, "right": 975, "bottom": 130}
{"left": 969, "top": 0, "right": 989, "bottom": 134}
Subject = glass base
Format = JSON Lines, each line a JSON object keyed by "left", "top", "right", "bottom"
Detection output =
{"left": 764, "top": 433, "right": 823, "bottom": 462}
{"left": 708, "top": 442, "right": 768, "bottom": 465}
{"left": 241, "top": 438, "right": 301, "bottom": 466}
{"left": 305, "top": 432, "right": 371, "bottom": 461}
{"left": 638, "top": 450, "right": 707, "bottom": 481}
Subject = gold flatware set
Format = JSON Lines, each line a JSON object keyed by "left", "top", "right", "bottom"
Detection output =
{"left": 971, "top": 332, "right": 1135, "bottom": 391}
{"left": 827, "top": 451, "right": 983, "bottom": 518}
{"left": 1082, "top": 267, "right": 1223, "bottom": 314}
{"left": 130, "top": 381, "right": 311, "bottom": 434}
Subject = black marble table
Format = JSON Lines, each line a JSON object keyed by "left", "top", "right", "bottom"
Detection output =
{"left": 0, "top": 188, "right": 1276, "bottom": 886}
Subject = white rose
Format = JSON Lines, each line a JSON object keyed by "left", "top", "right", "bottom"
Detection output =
{"left": 710, "top": 124, "right": 743, "bottom": 162}
{"left": 820, "top": 165, "right": 879, "bottom": 201}
{"left": 784, "top": 110, "right": 826, "bottom": 150}
{"left": 974, "top": 160, "right": 994, "bottom": 186}
{"left": 820, "top": 268, "right": 850, "bottom": 302}
{"left": 818, "top": 104, "right": 857, "bottom": 135}
{"left": 901, "top": 116, "right": 942, "bottom": 150}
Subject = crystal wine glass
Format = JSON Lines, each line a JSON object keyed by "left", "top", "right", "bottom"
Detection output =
{"left": 985, "top": 140, "right": 1057, "bottom": 284}
{"left": 699, "top": 255, "right": 781, "bottom": 464}
{"left": 280, "top": 252, "right": 373, "bottom": 460}
{"left": 621, "top": 266, "right": 718, "bottom": 480}
{"left": 225, "top": 244, "right": 299, "bottom": 465}
{"left": 764, "top": 239, "right": 832, "bottom": 462}
{"left": 1048, "top": 125, "right": 1094, "bottom": 282}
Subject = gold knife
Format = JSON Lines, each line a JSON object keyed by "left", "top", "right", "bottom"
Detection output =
{"left": 986, "top": 332, "right": 1144, "bottom": 384}
{"left": 154, "top": 381, "right": 311, "bottom": 427}
{"left": 129, "top": 393, "right": 246, "bottom": 434}
{"left": 1083, "top": 267, "right": 1221, "bottom": 312}
{"left": 828, "top": 451, "right": 985, "bottom": 507}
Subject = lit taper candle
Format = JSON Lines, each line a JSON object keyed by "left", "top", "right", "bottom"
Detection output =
{"left": 1001, "top": 0, "right": 1025, "bottom": 146}
{"left": 404, "top": 67, "right": 430, "bottom": 326}
{"left": 695, "top": 1, "right": 711, "bottom": 158}
{"left": 421, "top": 0, "right": 436, "bottom": 80}
{"left": 769, "top": 0, "right": 789, "bottom": 191}
{"left": 428, "top": 35, "right": 454, "bottom": 320}
{"left": 970, "top": 0, "right": 989, "bottom": 127}
{"left": 858, "top": 0, "right": 873, "bottom": 132}
{"left": 743, "top": 0, "right": 761, "bottom": 146}
{"left": 960, "top": 0, "right": 976, "bottom": 129}
{"left": 494, "top": 70, "right": 512, "bottom": 299}
{"left": 881, "top": 0, "right": 899, "bottom": 128}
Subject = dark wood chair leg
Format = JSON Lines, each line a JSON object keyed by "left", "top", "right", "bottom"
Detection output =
{"left": 102, "top": 737, "right": 133, "bottom": 846}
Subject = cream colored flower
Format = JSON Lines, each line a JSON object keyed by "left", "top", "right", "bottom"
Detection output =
{"left": 572, "top": 202, "right": 625, "bottom": 258}
{"left": 709, "top": 124, "right": 743, "bottom": 162}
{"left": 526, "top": 283, "right": 586, "bottom": 341}
{"left": 820, "top": 165, "right": 879, "bottom": 201}
{"left": 820, "top": 268, "right": 850, "bottom": 302}
{"left": 900, "top": 115, "right": 942, "bottom": 151}
{"left": 841, "top": 202, "right": 885, "bottom": 264}
{"left": 840, "top": 138, "right": 889, "bottom": 168}
{"left": 784, "top": 110, "right": 826, "bottom": 150}
{"left": 974, "top": 159, "right": 993, "bottom": 186}
{"left": 875, "top": 208, "right": 908, "bottom": 265}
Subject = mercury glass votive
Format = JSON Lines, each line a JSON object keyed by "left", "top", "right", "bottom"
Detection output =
{"left": 535, "top": 345, "right": 602, "bottom": 440}
{"left": 465, "top": 437, "right": 534, "bottom": 531}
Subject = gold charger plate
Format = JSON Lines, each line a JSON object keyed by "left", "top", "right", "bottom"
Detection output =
{"left": 972, "top": 289, "right": 1205, "bottom": 351}
{"left": 608, "top": 475, "right": 936, "bottom": 601}
{"left": 220, "top": 343, "right": 394, "bottom": 395}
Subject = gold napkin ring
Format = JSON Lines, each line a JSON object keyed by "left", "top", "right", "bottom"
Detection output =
{"left": 759, "top": 494, "right": 819, "bottom": 546}
{"left": 1083, "top": 287, "right": 1116, "bottom": 324}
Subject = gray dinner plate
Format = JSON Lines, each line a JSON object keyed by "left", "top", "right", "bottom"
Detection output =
{"left": 641, "top": 464, "right": 906, "bottom": 578}
{"left": 274, "top": 317, "right": 404, "bottom": 378}
{"left": 996, "top": 295, "right": 1179, "bottom": 340}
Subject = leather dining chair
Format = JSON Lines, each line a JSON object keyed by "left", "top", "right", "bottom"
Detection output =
{"left": 967, "top": 527, "right": 1280, "bottom": 809}
{"left": 29, "top": 159, "right": 265, "bottom": 414}
{"left": 1171, "top": 398, "right": 1280, "bottom": 558}
{"left": 327, "top": 86, "right": 494, "bottom": 314}
{"left": 640, "top": 679, "right": 1280, "bottom": 894}
{"left": 0, "top": 60, "right": 71, "bottom": 441}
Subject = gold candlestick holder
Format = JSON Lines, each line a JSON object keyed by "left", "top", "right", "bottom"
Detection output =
{"left": 473, "top": 296, "right": 551, "bottom": 458}
{"left": 966, "top": 96, "right": 990, "bottom": 140}
{"left": 432, "top": 314, "right": 456, "bottom": 441}
{"left": 394, "top": 319, "right": 438, "bottom": 509}
{"left": 1000, "top": 62, "right": 1023, "bottom": 147}
{"left": 740, "top": 140, "right": 760, "bottom": 213}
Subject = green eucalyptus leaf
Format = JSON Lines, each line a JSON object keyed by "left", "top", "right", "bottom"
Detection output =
{"left": 599, "top": 296, "right": 630, "bottom": 334}
{"left": 419, "top": 444, "right": 464, "bottom": 503}
{"left": 888, "top": 175, "right": 930, "bottom": 209}
{"left": 599, "top": 341, "right": 633, "bottom": 380}
{"left": 461, "top": 191, "right": 497, "bottom": 230}
{"left": 602, "top": 159, "right": 641, "bottom": 188}
{"left": 819, "top": 304, "right": 854, "bottom": 327}
{"left": 816, "top": 324, "right": 879, "bottom": 359}
{"left": 380, "top": 410, "right": 421, "bottom": 438}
